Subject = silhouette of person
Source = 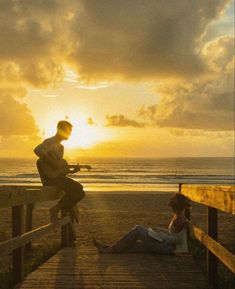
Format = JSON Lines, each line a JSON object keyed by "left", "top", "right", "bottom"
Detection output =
{"left": 34, "top": 120, "right": 85, "bottom": 222}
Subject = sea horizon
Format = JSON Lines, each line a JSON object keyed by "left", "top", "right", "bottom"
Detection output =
{"left": 0, "top": 156, "right": 234, "bottom": 192}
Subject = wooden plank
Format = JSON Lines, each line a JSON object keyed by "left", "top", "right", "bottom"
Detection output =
{"left": 0, "top": 216, "right": 71, "bottom": 256}
{"left": 17, "top": 246, "right": 208, "bottom": 289}
{"left": 191, "top": 225, "right": 235, "bottom": 273}
{"left": 12, "top": 204, "right": 24, "bottom": 284}
{"left": 207, "top": 207, "right": 218, "bottom": 289}
{"left": 181, "top": 185, "right": 235, "bottom": 214}
{"left": 0, "top": 186, "right": 64, "bottom": 208}
{"left": 25, "top": 203, "right": 34, "bottom": 251}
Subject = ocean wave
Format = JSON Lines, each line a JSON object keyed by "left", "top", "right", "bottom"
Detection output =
{"left": 0, "top": 177, "right": 234, "bottom": 185}
{"left": 0, "top": 173, "right": 234, "bottom": 180}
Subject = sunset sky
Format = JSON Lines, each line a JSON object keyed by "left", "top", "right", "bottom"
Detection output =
{"left": 0, "top": 0, "right": 234, "bottom": 158}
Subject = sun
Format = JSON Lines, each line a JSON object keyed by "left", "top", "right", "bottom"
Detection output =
{"left": 41, "top": 116, "right": 111, "bottom": 149}
{"left": 65, "top": 119, "right": 108, "bottom": 149}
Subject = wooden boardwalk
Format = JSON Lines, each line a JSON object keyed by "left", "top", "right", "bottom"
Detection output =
{"left": 2, "top": 185, "right": 234, "bottom": 289}
{"left": 17, "top": 241, "right": 208, "bottom": 289}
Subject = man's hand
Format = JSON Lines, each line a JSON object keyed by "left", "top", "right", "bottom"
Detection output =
{"left": 84, "top": 165, "right": 92, "bottom": 171}
{"left": 73, "top": 165, "right": 81, "bottom": 173}
{"left": 68, "top": 164, "right": 92, "bottom": 173}
{"left": 69, "top": 165, "right": 80, "bottom": 174}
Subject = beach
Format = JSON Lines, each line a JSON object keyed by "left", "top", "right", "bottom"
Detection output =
{"left": 0, "top": 157, "right": 234, "bottom": 288}
{"left": 1, "top": 191, "right": 234, "bottom": 288}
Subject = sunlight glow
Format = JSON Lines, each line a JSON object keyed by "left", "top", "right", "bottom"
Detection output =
{"left": 43, "top": 115, "right": 112, "bottom": 149}
{"left": 65, "top": 120, "right": 108, "bottom": 149}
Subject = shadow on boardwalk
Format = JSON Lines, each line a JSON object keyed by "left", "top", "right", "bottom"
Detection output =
{"left": 17, "top": 242, "right": 208, "bottom": 289}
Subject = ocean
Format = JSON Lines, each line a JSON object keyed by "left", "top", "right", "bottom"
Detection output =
{"left": 0, "top": 157, "right": 234, "bottom": 193}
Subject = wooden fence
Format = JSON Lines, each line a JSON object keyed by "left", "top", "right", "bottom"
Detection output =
{"left": 179, "top": 184, "right": 235, "bottom": 289}
{"left": 0, "top": 185, "right": 75, "bottom": 284}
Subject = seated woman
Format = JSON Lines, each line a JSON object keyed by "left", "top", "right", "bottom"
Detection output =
{"left": 93, "top": 193, "right": 191, "bottom": 255}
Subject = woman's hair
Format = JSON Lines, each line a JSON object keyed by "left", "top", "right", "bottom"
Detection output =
{"left": 168, "top": 193, "right": 191, "bottom": 212}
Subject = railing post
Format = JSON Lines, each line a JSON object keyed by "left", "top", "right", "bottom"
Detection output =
{"left": 25, "top": 203, "right": 34, "bottom": 251}
{"left": 61, "top": 208, "right": 68, "bottom": 247}
{"left": 179, "top": 183, "right": 191, "bottom": 220}
{"left": 179, "top": 183, "right": 191, "bottom": 243}
{"left": 61, "top": 208, "right": 76, "bottom": 247}
{"left": 207, "top": 207, "right": 218, "bottom": 289}
{"left": 12, "top": 205, "right": 24, "bottom": 284}
{"left": 68, "top": 211, "right": 76, "bottom": 246}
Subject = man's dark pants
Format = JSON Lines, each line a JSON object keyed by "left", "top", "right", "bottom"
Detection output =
{"left": 49, "top": 175, "right": 85, "bottom": 210}
{"left": 37, "top": 161, "right": 85, "bottom": 211}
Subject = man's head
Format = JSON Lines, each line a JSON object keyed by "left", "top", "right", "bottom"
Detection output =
{"left": 56, "top": 120, "right": 73, "bottom": 140}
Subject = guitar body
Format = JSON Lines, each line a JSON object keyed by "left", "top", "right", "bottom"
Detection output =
{"left": 37, "top": 158, "right": 70, "bottom": 179}
{"left": 37, "top": 159, "right": 91, "bottom": 181}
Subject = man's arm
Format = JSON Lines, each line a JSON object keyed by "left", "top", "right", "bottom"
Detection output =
{"left": 34, "top": 141, "right": 58, "bottom": 169}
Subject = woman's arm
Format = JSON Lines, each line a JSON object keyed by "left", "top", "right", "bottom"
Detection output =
{"left": 172, "top": 214, "right": 186, "bottom": 233}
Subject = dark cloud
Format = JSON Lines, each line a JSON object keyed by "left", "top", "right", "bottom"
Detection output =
{"left": 107, "top": 36, "right": 234, "bottom": 132}
{"left": 0, "top": 0, "right": 75, "bottom": 87}
{"left": 106, "top": 115, "right": 146, "bottom": 128}
{"left": 69, "top": 0, "right": 229, "bottom": 80}
{"left": 0, "top": 0, "right": 231, "bottom": 84}
{"left": 0, "top": 93, "right": 38, "bottom": 135}
{"left": 138, "top": 36, "right": 234, "bottom": 131}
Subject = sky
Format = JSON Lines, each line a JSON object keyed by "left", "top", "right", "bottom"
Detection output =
{"left": 0, "top": 0, "right": 234, "bottom": 158}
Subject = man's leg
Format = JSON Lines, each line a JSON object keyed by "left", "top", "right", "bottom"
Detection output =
{"left": 49, "top": 176, "right": 85, "bottom": 221}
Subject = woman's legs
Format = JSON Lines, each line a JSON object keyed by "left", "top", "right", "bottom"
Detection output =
{"left": 94, "top": 225, "right": 175, "bottom": 254}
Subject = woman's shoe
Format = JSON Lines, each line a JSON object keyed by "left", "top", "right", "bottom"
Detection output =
{"left": 93, "top": 238, "right": 113, "bottom": 253}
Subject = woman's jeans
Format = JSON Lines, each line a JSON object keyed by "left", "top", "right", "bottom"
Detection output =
{"left": 111, "top": 225, "right": 175, "bottom": 255}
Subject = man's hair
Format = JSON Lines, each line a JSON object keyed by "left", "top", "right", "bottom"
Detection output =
{"left": 57, "top": 120, "right": 73, "bottom": 131}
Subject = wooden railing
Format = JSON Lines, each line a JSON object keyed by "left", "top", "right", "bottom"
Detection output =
{"left": 1, "top": 184, "right": 234, "bottom": 288}
{"left": 179, "top": 184, "right": 235, "bottom": 289}
{"left": 0, "top": 185, "right": 75, "bottom": 284}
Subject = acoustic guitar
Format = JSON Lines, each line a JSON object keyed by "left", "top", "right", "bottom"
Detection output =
{"left": 37, "top": 158, "right": 91, "bottom": 179}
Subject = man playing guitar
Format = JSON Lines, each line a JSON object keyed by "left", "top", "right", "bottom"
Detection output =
{"left": 34, "top": 120, "right": 91, "bottom": 222}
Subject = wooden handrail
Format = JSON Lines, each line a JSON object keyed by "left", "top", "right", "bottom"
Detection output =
{"left": 180, "top": 184, "right": 235, "bottom": 289}
{"left": 0, "top": 185, "right": 64, "bottom": 208}
{"left": 189, "top": 225, "right": 235, "bottom": 273}
{"left": 0, "top": 185, "right": 75, "bottom": 284}
{"left": 180, "top": 185, "right": 235, "bottom": 214}
{"left": 0, "top": 216, "right": 71, "bottom": 256}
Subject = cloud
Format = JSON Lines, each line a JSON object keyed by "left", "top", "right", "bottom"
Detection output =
{"left": 0, "top": 0, "right": 231, "bottom": 85}
{"left": 138, "top": 36, "right": 234, "bottom": 131}
{"left": 0, "top": 0, "right": 75, "bottom": 87}
{"left": 106, "top": 114, "right": 146, "bottom": 128}
{"left": 0, "top": 0, "right": 233, "bottom": 158}
{"left": 87, "top": 117, "right": 96, "bottom": 125}
{"left": 0, "top": 134, "right": 41, "bottom": 157}
{"left": 0, "top": 0, "right": 73, "bottom": 152}
{"left": 0, "top": 93, "right": 38, "bottom": 136}
{"left": 69, "top": 0, "right": 230, "bottom": 81}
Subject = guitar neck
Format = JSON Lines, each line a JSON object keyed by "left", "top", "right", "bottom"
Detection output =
{"left": 70, "top": 164, "right": 88, "bottom": 168}
{"left": 79, "top": 165, "right": 88, "bottom": 168}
